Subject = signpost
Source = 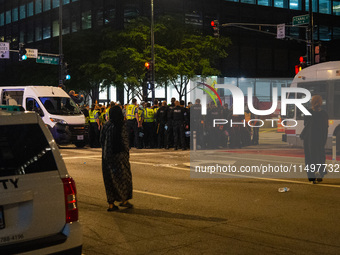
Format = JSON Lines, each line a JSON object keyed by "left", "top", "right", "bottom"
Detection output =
{"left": 276, "top": 24, "right": 285, "bottom": 39}
{"left": 293, "top": 14, "right": 310, "bottom": 26}
{"left": 0, "top": 42, "right": 10, "bottom": 59}
{"left": 26, "top": 48, "right": 38, "bottom": 58}
{"left": 36, "top": 55, "right": 60, "bottom": 65}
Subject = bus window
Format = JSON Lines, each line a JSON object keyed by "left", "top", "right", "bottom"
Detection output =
{"left": 285, "top": 92, "right": 296, "bottom": 118}
{"left": 333, "top": 81, "right": 340, "bottom": 119}
{"left": 297, "top": 82, "right": 327, "bottom": 119}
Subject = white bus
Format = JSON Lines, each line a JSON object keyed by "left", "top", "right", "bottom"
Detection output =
{"left": 285, "top": 61, "right": 340, "bottom": 149}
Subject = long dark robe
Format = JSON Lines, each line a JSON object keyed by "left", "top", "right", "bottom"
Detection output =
{"left": 302, "top": 109, "right": 329, "bottom": 181}
{"left": 100, "top": 121, "right": 132, "bottom": 203}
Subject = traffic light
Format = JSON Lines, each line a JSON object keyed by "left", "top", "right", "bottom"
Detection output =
{"left": 145, "top": 62, "right": 153, "bottom": 82}
{"left": 295, "top": 56, "right": 307, "bottom": 74}
{"left": 211, "top": 20, "right": 220, "bottom": 38}
{"left": 63, "top": 62, "right": 71, "bottom": 81}
{"left": 18, "top": 43, "right": 27, "bottom": 61}
{"left": 315, "top": 45, "right": 327, "bottom": 63}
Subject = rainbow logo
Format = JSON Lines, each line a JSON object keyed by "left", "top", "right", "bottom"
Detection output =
{"left": 198, "top": 82, "right": 223, "bottom": 106}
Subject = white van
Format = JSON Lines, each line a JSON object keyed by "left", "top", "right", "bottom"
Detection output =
{"left": 0, "top": 108, "right": 82, "bottom": 254}
{"left": 0, "top": 86, "right": 87, "bottom": 147}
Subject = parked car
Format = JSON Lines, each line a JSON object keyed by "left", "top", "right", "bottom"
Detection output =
{"left": 0, "top": 107, "right": 82, "bottom": 255}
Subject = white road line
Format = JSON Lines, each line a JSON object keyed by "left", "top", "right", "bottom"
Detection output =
{"left": 134, "top": 190, "right": 181, "bottom": 200}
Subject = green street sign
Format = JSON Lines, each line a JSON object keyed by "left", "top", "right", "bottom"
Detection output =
{"left": 36, "top": 55, "right": 60, "bottom": 65}
{"left": 293, "top": 14, "right": 310, "bottom": 26}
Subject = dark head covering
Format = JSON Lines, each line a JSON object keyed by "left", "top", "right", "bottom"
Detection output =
{"left": 109, "top": 105, "right": 124, "bottom": 128}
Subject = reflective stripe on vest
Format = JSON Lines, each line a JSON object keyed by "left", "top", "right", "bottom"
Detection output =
{"left": 89, "top": 110, "right": 97, "bottom": 123}
{"left": 143, "top": 108, "right": 155, "bottom": 122}
{"left": 126, "top": 104, "right": 137, "bottom": 120}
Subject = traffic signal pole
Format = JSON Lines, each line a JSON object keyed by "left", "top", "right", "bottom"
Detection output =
{"left": 59, "top": 0, "right": 64, "bottom": 89}
{"left": 151, "top": 0, "right": 155, "bottom": 102}
{"left": 307, "top": 0, "right": 314, "bottom": 66}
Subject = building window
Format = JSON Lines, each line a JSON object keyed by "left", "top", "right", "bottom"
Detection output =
{"left": 20, "top": 5, "right": 26, "bottom": 20}
{"left": 63, "top": 0, "right": 70, "bottom": 4}
{"left": 44, "top": 0, "right": 51, "bottom": 11}
{"left": 258, "top": 0, "right": 271, "bottom": 6}
{"left": 52, "top": 0, "right": 59, "bottom": 8}
{"left": 35, "top": 22, "right": 42, "bottom": 41}
{"left": 62, "top": 9, "right": 70, "bottom": 34}
{"left": 96, "top": 10, "right": 104, "bottom": 26}
{"left": 241, "top": 0, "right": 255, "bottom": 4}
{"left": 0, "top": 13, "right": 4, "bottom": 26}
{"left": 319, "top": 0, "right": 331, "bottom": 13}
{"left": 334, "top": 1, "right": 340, "bottom": 15}
{"left": 20, "top": 30, "right": 25, "bottom": 43}
{"left": 52, "top": 20, "right": 59, "bottom": 37}
{"left": 274, "top": 0, "right": 288, "bottom": 8}
{"left": 43, "top": 20, "right": 51, "bottom": 39}
{"left": 82, "top": 10, "right": 92, "bottom": 30}
{"left": 290, "top": 0, "right": 301, "bottom": 10}
{"left": 12, "top": 8, "right": 19, "bottom": 22}
{"left": 306, "top": 0, "right": 318, "bottom": 12}
{"left": 27, "top": 2, "right": 34, "bottom": 17}
{"left": 36, "top": 0, "right": 42, "bottom": 14}
{"left": 27, "top": 21, "right": 34, "bottom": 43}
{"left": 224, "top": 0, "right": 239, "bottom": 2}
{"left": 72, "top": 0, "right": 79, "bottom": 2}
{"left": 6, "top": 10, "right": 11, "bottom": 24}
{"left": 104, "top": 9, "right": 115, "bottom": 24}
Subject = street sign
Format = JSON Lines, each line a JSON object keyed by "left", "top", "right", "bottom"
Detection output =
{"left": 26, "top": 48, "right": 38, "bottom": 58}
{"left": 0, "top": 42, "right": 10, "bottom": 59}
{"left": 36, "top": 55, "right": 60, "bottom": 65}
{"left": 293, "top": 14, "right": 310, "bottom": 26}
{"left": 277, "top": 23, "right": 285, "bottom": 39}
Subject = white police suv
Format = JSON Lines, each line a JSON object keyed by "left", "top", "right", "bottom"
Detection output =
{"left": 0, "top": 106, "right": 82, "bottom": 255}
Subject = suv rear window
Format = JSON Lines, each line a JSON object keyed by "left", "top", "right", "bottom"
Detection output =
{"left": 0, "top": 124, "right": 58, "bottom": 177}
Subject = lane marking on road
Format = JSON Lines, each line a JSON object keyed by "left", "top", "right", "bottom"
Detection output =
{"left": 134, "top": 190, "right": 182, "bottom": 200}
{"left": 62, "top": 155, "right": 340, "bottom": 188}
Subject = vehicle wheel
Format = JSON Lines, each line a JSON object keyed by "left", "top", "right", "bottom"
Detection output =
{"left": 74, "top": 142, "right": 86, "bottom": 148}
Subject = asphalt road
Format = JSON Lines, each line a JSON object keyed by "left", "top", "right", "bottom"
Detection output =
{"left": 60, "top": 134, "right": 340, "bottom": 255}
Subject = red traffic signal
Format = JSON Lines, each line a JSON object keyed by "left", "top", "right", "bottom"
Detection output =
{"left": 211, "top": 20, "right": 216, "bottom": 27}
{"left": 145, "top": 62, "right": 150, "bottom": 69}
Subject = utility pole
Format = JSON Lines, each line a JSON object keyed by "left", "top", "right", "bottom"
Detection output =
{"left": 307, "top": 0, "right": 314, "bottom": 66}
{"left": 59, "top": 0, "right": 64, "bottom": 89}
{"left": 151, "top": 0, "right": 155, "bottom": 102}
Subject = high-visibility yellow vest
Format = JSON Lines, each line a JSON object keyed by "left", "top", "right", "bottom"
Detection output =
{"left": 126, "top": 104, "right": 137, "bottom": 120}
{"left": 89, "top": 110, "right": 97, "bottom": 123}
{"left": 138, "top": 108, "right": 143, "bottom": 122}
{"left": 143, "top": 108, "right": 155, "bottom": 123}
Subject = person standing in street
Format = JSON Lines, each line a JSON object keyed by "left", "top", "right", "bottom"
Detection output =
{"left": 100, "top": 105, "right": 133, "bottom": 211}
{"left": 88, "top": 104, "right": 100, "bottom": 148}
{"left": 156, "top": 101, "right": 168, "bottom": 148}
{"left": 143, "top": 102, "right": 155, "bottom": 148}
{"left": 165, "top": 97, "right": 176, "bottom": 149}
{"left": 301, "top": 95, "right": 329, "bottom": 183}
{"left": 171, "top": 100, "right": 188, "bottom": 150}
{"left": 126, "top": 98, "right": 140, "bottom": 148}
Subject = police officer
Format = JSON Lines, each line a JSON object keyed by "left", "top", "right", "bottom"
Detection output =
{"left": 126, "top": 98, "right": 140, "bottom": 148}
{"left": 190, "top": 99, "right": 202, "bottom": 149}
{"left": 171, "top": 100, "right": 188, "bottom": 150}
{"left": 88, "top": 104, "right": 100, "bottom": 148}
{"left": 156, "top": 101, "right": 167, "bottom": 148}
{"left": 143, "top": 102, "right": 155, "bottom": 148}
{"left": 165, "top": 97, "right": 176, "bottom": 149}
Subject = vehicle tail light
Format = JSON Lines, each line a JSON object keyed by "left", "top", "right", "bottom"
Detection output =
{"left": 62, "top": 177, "right": 78, "bottom": 223}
